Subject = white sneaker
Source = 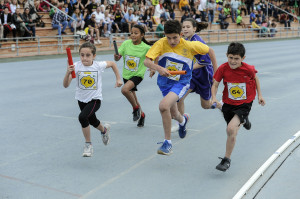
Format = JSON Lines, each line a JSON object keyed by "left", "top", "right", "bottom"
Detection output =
{"left": 82, "top": 143, "right": 93, "bottom": 157}
{"left": 97, "top": 39, "right": 102, "bottom": 44}
{"left": 101, "top": 124, "right": 110, "bottom": 145}
{"left": 94, "top": 40, "right": 99, "bottom": 44}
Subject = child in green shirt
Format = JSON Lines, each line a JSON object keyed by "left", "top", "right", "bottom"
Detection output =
{"left": 114, "top": 24, "right": 152, "bottom": 127}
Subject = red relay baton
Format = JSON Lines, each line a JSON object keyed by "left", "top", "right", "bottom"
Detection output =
{"left": 66, "top": 47, "right": 76, "bottom": 79}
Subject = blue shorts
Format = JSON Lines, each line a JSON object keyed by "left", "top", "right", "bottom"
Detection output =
{"left": 159, "top": 82, "right": 190, "bottom": 101}
{"left": 190, "top": 65, "right": 213, "bottom": 100}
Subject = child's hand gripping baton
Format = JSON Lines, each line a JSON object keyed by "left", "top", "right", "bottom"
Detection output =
{"left": 66, "top": 47, "right": 76, "bottom": 79}
{"left": 168, "top": 70, "right": 187, "bottom": 75}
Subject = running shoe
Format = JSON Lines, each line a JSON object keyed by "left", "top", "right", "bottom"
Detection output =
{"left": 178, "top": 113, "right": 189, "bottom": 138}
{"left": 132, "top": 107, "right": 141, "bottom": 121}
{"left": 243, "top": 117, "right": 251, "bottom": 130}
{"left": 101, "top": 124, "right": 110, "bottom": 145}
{"left": 216, "top": 157, "right": 231, "bottom": 172}
{"left": 157, "top": 140, "right": 173, "bottom": 155}
{"left": 82, "top": 143, "right": 93, "bottom": 157}
{"left": 137, "top": 113, "right": 145, "bottom": 127}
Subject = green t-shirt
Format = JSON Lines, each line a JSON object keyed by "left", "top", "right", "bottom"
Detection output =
{"left": 236, "top": 15, "right": 242, "bottom": 24}
{"left": 118, "top": 40, "right": 151, "bottom": 80}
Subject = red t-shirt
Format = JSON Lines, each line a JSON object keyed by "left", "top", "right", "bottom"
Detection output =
{"left": 214, "top": 62, "right": 257, "bottom": 105}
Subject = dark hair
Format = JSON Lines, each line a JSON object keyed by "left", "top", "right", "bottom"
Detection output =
{"left": 164, "top": 20, "right": 181, "bottom": 35}
{"left": 79, "top": 42, "right": 97, "bottom": 55}
{"left": 183, "top": 18, "right": 208, "bottom": 32}
{"left": 227, "top": 42, "right": 245, "bottom": 57}
{"left": 132, "top": 24, "right": 155, "bottom": 45}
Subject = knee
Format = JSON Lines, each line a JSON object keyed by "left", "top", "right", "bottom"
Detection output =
{"left": 226, "top": 125, "right": 237, "bottom": 137}
{"left": 159, "top": 102, "right": 169, "bottom": 113}
{"left": 121, "top": 86, "right": 130, "bottom": 95}
{"left": 201, "top": 103, "right": 211, "bottom": 109}
{"left": 78, "top": 113, "right": 89, "bottom": 128}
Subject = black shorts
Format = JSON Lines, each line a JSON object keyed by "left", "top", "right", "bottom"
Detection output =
{"left": 123, "top": 76, "right": 143, "bottom": 91}
{"left": 222, "top": 102, "right": 253, "bottom": 125}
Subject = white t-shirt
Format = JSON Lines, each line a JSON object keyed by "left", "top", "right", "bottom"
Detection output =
{"left": 74, "top": 61, "right": 107, "bottom": 103}
{"left": 92, "top": 11, "right": 105, "bottom": 24}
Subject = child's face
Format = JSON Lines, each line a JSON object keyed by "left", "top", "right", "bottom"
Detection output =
{"left": 131, "top": 27, "right": 143, "bottom": 43}
{"left": 227, "top": 54, "right": 245, "bottom": 69}
{"left": 165, "top": 33, "right": 181, "bottom": 48}
{"left": 80, "top": 48, "right": 96, "bottom": 66}
{"left": 182, "top": 21, "right": 196, "bottom": 39}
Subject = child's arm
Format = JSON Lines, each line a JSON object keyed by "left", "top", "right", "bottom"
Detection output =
{"left": 208, "top": 48, "right": 218, "bottom": 73}
{"left": 211, "top": 79, "right": 220, "bottom": 104}
{"left": 144, "top": 57, "right": 170, "bottom": 77}
{"left": 63, "top": 64, "right": 74, "bottom": 88}
{"left": 194, "top": 48, "right": 218, "bottom": 70}
{"left": 254, "top": 75, "right": 266, "bottom": 106}
{"left": 105, "top": 61, "right": 123, "bottom": 88}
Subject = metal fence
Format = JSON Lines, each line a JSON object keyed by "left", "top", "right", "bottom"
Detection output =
{"left": 0, "top": 27, "right": 299, "bottom": 58}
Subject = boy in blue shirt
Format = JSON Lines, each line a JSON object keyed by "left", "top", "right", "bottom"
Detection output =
{"left": 144, "top": 20, "right": 216, "bottom": 155}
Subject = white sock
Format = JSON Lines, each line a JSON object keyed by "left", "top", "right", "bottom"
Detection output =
{"left": 164, "top": 139, "right": 172, "bottom": 144}
{"left": 179, "top": 116, "right": 186, "bottom": 126}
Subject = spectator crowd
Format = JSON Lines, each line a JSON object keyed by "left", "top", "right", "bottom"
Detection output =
{"left": 0, "top": 0, "right": 299, "bottom": 42}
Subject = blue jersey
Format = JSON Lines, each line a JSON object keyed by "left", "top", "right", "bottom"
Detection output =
{"left": 189, "top": 34, "right": 212, "bottom": 66}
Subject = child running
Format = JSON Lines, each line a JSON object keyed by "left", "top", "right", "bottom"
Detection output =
{"left": 211, "top": 42, "right": 266, "bottom": 171}
{"left": 144, "top": 20, "right": 216, "bottom": 155}
{"left": 63, "top": 42, "right": 123, "bottom": 157}
{"left": 114, "top": 24, "right": 152, "bottom": 127}
{"left": 178, "top": 18, "right": 221, "bottom": 119}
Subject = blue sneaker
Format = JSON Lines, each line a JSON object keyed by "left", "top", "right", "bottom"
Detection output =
{"left": 178, "top": 113, "right": 189, "bottom": 138}
{"left": 157, "top": 140, "right": 173, "bottom": 155}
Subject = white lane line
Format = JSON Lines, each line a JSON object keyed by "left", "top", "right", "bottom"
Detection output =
{"left": 43, "top": 113, "right": 205, "bottom": 132}
{"left": 79, "top": 121, "right": 221, "bottom": 199}
{"left": 233, "top": 130, "right": 300, "bottom": 199}
{"left": 0, "top": 173, "right": 82, "bottom": 198}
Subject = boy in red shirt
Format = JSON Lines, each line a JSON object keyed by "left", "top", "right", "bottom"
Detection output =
{"left": 211, "top": 42, "right": 266, "bottom": 172}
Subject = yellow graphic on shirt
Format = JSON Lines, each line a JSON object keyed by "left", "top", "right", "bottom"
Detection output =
{"left": 228, "top": 83, "right": 246, "bottom": 100}
{"left": 78, "top": 71, "right": 98, "bottom": 90}
{"left": 125, "top": 55, "right": 140, "bottom": 72}
{"left": 166, "top": 59, "right": 183, "bottom": 81}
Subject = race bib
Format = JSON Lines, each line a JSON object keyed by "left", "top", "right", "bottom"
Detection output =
{"left": 227, "top": 82, "right": 246, "bottom": 100}
{"left": 78, "top": 71, "right": 98, "bottom": 90}
{"left": 125, "top": 55, "right": 140, "bottom": 72}
{"left": 166, "top": 59, "right": 183, "bottom": 81}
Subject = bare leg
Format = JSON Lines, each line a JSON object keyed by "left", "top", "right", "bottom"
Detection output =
{"left": 82, "top": 126, "right": 91, "bottom": 142}
{"left": 121, "top": 80, "right": 139, "bottom": 108}
{"left": 96, "top": 123, "right": 104, "bottom": 132}
{"left": 225, "top": 115, "right": 241, "bottom": 158}
{"left": 177, "top": 89, "right": 192, "bottom": 115}
{"left": 159, "top": 92, "right": 183, "bottom": 140}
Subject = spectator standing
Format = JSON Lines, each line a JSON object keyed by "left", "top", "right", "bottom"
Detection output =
{"left": 207, "top": 0, "right": 216, "bottom": 30}
{"left": 87, "top": 0, "right": 98, "bottom": 13}
{"left": 198, "top": 0, "right": 207, "bottom": 22}
{"left": 245, "top": 0, "right": 254, "bottom": 15}
{"left": 230, "top": 0, "right": 240, "bottom": 23}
